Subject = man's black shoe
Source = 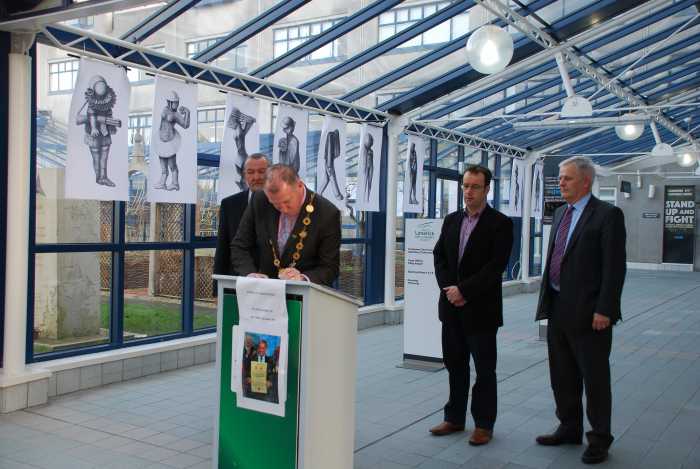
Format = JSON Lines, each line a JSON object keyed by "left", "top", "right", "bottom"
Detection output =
{"left": 535, "top": 432, "right": 582, "bottom": 446}
{"left": 581, "top": 445, "right": 608, "bottom": 464}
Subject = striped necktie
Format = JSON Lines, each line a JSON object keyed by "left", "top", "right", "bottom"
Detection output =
{"left": 548, "top": 205, "right": 573, "bottom": 289}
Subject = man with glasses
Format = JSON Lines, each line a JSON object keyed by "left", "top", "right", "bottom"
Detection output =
{"left": 431, "top": 165, "right": 513, "bottom": 447}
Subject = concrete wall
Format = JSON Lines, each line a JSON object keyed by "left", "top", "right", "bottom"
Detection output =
{"left": 598, "top": 173, "right": 699, "bottom": 271}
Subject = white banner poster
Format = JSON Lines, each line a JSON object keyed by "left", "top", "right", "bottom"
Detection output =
{"left": 404, "top": 219, "right": 444, "bottom": 361}
{"left": 316, "top": 116, "right": 347, "bottom": 210}
{"left": 218, "top": 94, "right": 259, "bottom": 202}
{"left": 231, "top": 277, "right": 289, "bottom": 417}
{"left": 509, "top": 158, "right": 526, "bottom": 217}
{"left": 148, "top": 76, "right": 197, "bottom": 204}
{"left": 273, "top": 104, "right": 308, "bottom": 179}
{"left": 355, "top": 124, "right": 383, "bottom": 212}
{"left": 532, "top": 162, "right": 544, "bottom": 220}
{"left": 66, "top": 58, "right": 130, "bottom": 201}
{"left": 403, "top": 135, "right": 427, "bottom": 214}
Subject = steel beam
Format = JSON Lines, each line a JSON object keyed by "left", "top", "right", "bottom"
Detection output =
{"left": 301, "top": 0, "right": 475, "bottom": 92}
{"left": 40, "top": 24, "right": 387, "bottom": 123}
{"left": 251, "top": 0, "right": 402, "bottom": 79}
{"left": 475, "top": 0, "right": 698, "bottom": 146}
{"left": 405, "top": 123, "right": 527, "bottom": 158}
{"left": 379, "top": 0, "right": 645, "bottom": 114}
{"left": 121, "top": 0, "right": 202, "bottom": 43}
{"left": 193, "top": 0, "right": 309, "bottom": 63}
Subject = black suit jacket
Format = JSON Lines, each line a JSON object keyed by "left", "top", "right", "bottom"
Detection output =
{"left": 231, "top": 188, "right": 341, "bottom": 287}
{"left": 433, "top": 205, "right": 514, "bottom": 333}
{"left": 214, "top": 190, "right": 250, "bottom": 276}
{"left": 535, "top": 196, "right": 626, "bottom": 331}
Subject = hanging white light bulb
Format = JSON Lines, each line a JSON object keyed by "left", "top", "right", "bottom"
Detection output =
{"left": 614, "top": 114, "right": 644, "bottom": 141}
{"left": 466, "top": 25, "right": 514, "bottom": 75}
{"left": 676, "top": 148, "right": 698, "bottom": 167}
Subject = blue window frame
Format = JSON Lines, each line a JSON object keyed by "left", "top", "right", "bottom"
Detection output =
{"left": 128, "top": 113, "right": 152, "bottom": 146}
{"left": 378, "top": 2, "right": 469, "bottom": 48}
{"left": 273, "top": 19, "right": 343, "bottom": 62}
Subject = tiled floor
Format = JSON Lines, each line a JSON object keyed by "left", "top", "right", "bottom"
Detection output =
{"left": 1, "top": 270, "right": 700, "bottom": 468}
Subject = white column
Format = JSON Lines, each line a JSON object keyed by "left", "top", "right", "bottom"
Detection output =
{"left": 3, "top": 34, "right": 34, "bottom": 377}
{"left": 383, "top": 114, "right": 405, "bottom": 308}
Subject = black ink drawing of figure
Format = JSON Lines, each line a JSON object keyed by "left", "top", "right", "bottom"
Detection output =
{"left": 513, "top": 165, "right": 520, "bottom": 212}
{"left": 534, "top": 168, "right": 541, "bottom": 210}
{"left": 319, "top": 129, "right": 344, "bottom": 200}
{"left": 227, "top": 107, "right": 256, "bottom": 190}
{"left": 155, "top": 91, "right": 191, "bottom": 191}
{"left": 362, "top": 133, "right": 374, "bottom": 202}
{"left": 76, "top": 75, "right": 121, "bottom": 187}
{"left": 278, "top": 116, "right": 300, "bottom": 174}
{"left": 408, "top": 142, "right": 418, "bottom": 205}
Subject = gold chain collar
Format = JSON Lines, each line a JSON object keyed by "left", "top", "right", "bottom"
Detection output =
{"left": 269, "top": 192, "right": 316, "bottom": 274}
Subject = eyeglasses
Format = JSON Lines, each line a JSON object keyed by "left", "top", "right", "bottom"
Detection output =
{"left": 462, "top": 184, "right": 484, "bottom": 191}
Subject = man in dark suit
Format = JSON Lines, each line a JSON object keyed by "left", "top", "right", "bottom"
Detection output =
{"left": 214, "top": 153, "right": 268, "bottom": 276}
{"left": 231, "top": 164, "right": 340, "bottom": 287}
{"left": 244, "top": 339, "right": 276, "bottom": 402}
{"left": 535, "top": 156, "right": 626, "bottom": 465}
{"left": 431, "top": 165, "right": 513, "bottom": 446}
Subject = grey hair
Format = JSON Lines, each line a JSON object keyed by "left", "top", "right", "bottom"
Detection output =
{"left": 244, "top": 153, "right": 268, "bottom": 168}
{"left": 559, "top": 155, "right": 596, "bottom": 182}
{"left": 265, "top": 163, "right": 300, "bottom": 193}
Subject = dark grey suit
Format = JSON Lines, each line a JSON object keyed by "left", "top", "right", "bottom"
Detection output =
{"left": 536, "top": 195, "right": 626, "bottom": 448}
{"left": 231, "top": 189, "right": 340, "bottom": 287}
{"left": 214, "top": 190, "right": 249, "bottom": 276}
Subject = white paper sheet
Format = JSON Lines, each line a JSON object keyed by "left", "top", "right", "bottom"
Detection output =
{"left": 66, "top": 58, "right": 130, "bottom": 201}
{"left": 509, "top": 158, "right": 526, "bottom": 217}
{"left": 147, "top": 76, "right": 198, "bottom": 204}
{"left": 355, "top": 124, "right": 383, "bottom": 212}
{"left": 316, "top": 116, "right": 347, "bottom": 211}
{"left": 219, "top": 94, "right": 260, "bottom": 202}
{"left": 273, "top": 104, "right": 309, "bottom": 180}
{"left": 532, "top": 162, "right": 544, "bottom": 219}
{"left": 403, "top": 135, "right": 427, "bottom": 214}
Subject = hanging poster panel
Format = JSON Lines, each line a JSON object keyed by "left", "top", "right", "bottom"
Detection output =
{"left": 403, "top": 219, "right": 444, "bottom": 362}
{"left": 218, "top": 94, "right": 259, "bottom": 202}
{"left": 543, "top": 156, "right": 565, "bottom": 224}
{"left": 531, "top": 162, "right": 544, "bottom": 220}
{"left": 355, "top": 124, "right": 383, "bottom": 212}
{"left": 273, "top": 104, "right": 308, "bottom": 180}
{"left": 66, "top": 58, "right": 130, "bottom": 201}
{"left": 508, "top": 158, "right": 525, "bottom": 217}
{"left": 316, "top": 116, "right": 347, "bottom": 210}
{"left": 663, "top": 186, "right": 696, "bottom": 264}
{"left": 403, "top": 135, "right": 427, "bottom": 214}
{"left": 148, "top": 76, "right": 198, "bottom": 204}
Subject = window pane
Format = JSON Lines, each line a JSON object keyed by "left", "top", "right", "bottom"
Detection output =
{"left": 35, "top": 175, "right": 113, "bottom": 243}
{"left": 299, "top": 25, "right": 310, "bottom": 38}
{"left": 289, "top": 28, "right": 298, "bottom": 39}
{"left": 274, "top": 29, "right": 287, "bottom": 41}
{"left": 452, "top": 14, "right": 469, "bottom": 37}
{"left": 197, "top": 166, "right": 219, "bottom": 237}
{"left": 379, "top": 11, "right": 395, "bottom": 25}
{"left": 397, "top": 9, "right": 409, "bottom": 22}
{"left": 379, "top": 25, "right": 394, "bottom": 42}
{"left": 123, "top": 250, "right": 183, "bottom": 341}
{"left": 435, "top": 179, "right": 460, "bottom": 218}
{"left": 125, "top": 196, "right": 184, "bottom": 243}
{"left": 338, "top": 244, "right": 365, "bottom": 302}
{"left": 395, "top": 241, "right": 404, "bottom": 300}
{"left": 410, "top": 7, "right": 423, "bottom": 20}
{"left": 425, "top": 21, "right": 451, "bottom": 44}
{"left": 34, "top": 252, "right": 111, "bottom": 355}
{"left": 195, "top": 248, "right": 217, "bottom": 330}
{"left": 274, "top": 42, "right": 287, "bottom": 58}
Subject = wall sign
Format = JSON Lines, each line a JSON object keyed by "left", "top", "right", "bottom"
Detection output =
{"left": 663, "top": 186, "right": 696, "bottom": 264}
